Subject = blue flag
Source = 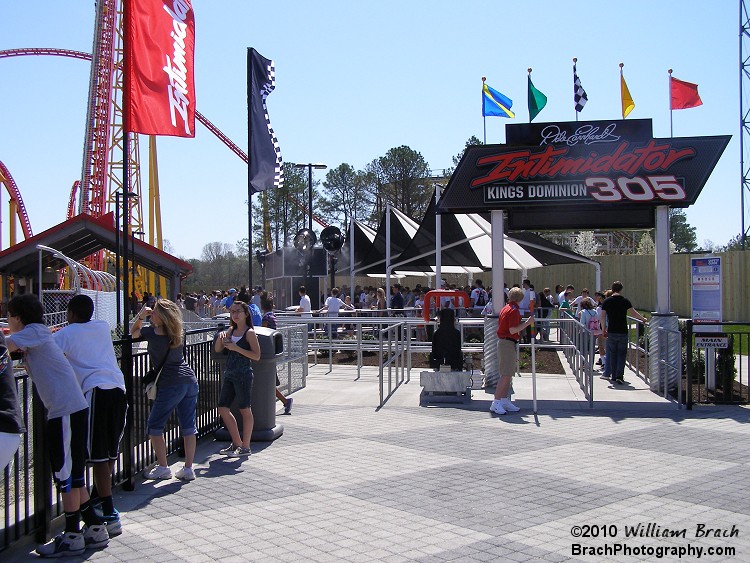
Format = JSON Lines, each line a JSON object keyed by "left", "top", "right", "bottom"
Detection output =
{"left": 482, "top": 82, "right": 515, "bottom": 118}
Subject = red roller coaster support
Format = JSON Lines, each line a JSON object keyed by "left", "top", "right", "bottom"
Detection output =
{"left": 0, "top": 160, "right": 34, "bottom": 241}
{"left": 1, "top": 40, "right": 330, "bottom": 237}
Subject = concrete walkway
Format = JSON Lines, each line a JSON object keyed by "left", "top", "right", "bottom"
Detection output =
{"left": 6, "top": 357, "right": 750, "bottom": 562}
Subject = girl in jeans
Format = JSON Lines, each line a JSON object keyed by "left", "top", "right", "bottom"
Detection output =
{"left": 131, "top": 299, "right": 199, "bottom": 481}
{"left": 214, "top": 301, "right": 261, "bottom": 457}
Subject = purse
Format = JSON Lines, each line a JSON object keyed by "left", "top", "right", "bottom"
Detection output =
{"left": 144, "top": 347, "right": 169, "bottom": 400}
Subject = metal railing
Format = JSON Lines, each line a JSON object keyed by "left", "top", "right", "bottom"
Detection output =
{"left": 0, "top": 323, "right": 307, "bottom": 553}
{"left": 686, "top": 321, "right": 750, "bottom": 407}
{"left": 653, "top": 325, "right": 683, "bottom": 408}
{"left": 378, "top": 321, "right": 408, "bottom": 408}
{"left": 555, "top": 312, "right": 596, "bottom": 406}
{"left": 627, "top": 317, "right": 649, "bottom": 385}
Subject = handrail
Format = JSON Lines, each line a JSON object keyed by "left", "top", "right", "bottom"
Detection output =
{"left": 1, "top": 323, "right": 308, "bottom": 553}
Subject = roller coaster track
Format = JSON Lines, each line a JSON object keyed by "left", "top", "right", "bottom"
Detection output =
{"left": 0, "top": 160, "right": 33, "bottom": 241}
{"left": 0, "top": 47, "right": 329, "bottom": 232}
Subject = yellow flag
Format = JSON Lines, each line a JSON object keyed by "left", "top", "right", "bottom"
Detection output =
{"left": 621, "top": 72, "right": 635, "bottom": 118}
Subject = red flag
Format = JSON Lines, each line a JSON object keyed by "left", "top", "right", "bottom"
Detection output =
{"left": 670, "top": 76, "right": 703, "bottom": 110}
{"left": 125, "top": 0, "right": 196, "bottom": 137}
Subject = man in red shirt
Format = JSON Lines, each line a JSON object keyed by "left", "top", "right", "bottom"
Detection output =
{"left": 491, "top": 287, "right": 535, "bottom": 415}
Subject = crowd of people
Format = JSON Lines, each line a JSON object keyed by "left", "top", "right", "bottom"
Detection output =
{"left": 300, "top": 277, "right": 644, "bottom": 415}
{"left": 171, "top": 286, "right": 264, "bottom": 318}
{"left": 0, "top": 275, "right": 645, "bottom": 556}
{"left": 0, "top": 285, "right": 295, "bottom": 557}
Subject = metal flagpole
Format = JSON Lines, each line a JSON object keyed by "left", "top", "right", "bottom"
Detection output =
{"left": 668, "top": 69, "right": 674, "bottom": 138}
{"left": 482, "top": 77, "right": 487, "bottom": 143}
{"left": 247, "top": 49, "right": 254, "bottom": 287}
{"left": 574, "top": 59, "right": 578, "bottom": 122}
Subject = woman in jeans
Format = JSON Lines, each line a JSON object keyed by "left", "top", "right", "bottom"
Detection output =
{"left": 214, "top": 301, "right": 261, "bottom": 457}
{"left": 131, "top": 299, "right": 199, "bottom": 481}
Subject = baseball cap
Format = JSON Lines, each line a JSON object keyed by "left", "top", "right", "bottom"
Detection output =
{"left": 229, "top": 288, "right": 237, "bottom": 293}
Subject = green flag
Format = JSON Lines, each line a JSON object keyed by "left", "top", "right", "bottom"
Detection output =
{"left": 527, "top": 74, "right": 548, "bottom": 122}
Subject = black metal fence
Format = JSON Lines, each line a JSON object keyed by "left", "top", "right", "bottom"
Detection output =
{"left": 685, "top": 321, "right": 750, "bottom": 408}
{"left": 1, "top": 326, "right": 223, "bottom": 551}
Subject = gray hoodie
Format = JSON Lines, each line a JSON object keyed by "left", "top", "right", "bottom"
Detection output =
{"left": 7, "top": 323, "right": 88, "bottom": 419}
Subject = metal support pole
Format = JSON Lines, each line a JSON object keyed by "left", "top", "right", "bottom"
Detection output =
{"left": 307, "top": 165, "right": 313, "bottom": 233}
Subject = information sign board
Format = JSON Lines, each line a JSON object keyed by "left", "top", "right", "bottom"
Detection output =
{"left": 691, "top": 256, "right": 722, "bottom": 325}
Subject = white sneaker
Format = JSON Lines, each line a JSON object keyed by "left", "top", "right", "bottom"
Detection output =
{"left": 489, "top": 400, "right": 507, "bottom": 415}
{"left": 500, "top": 398, "right": 521, "bottom": 412}
{"left": 36, "top": 531, "right": 85, "bottom": 557}
{"left": 82, "top": 524, "right": 110, "bottom": 549}
{"left": 175, "top": 466, "right": 196, "bottom": 481}
{"left": 143, "top": 465, "right": 172, "bottom": 480}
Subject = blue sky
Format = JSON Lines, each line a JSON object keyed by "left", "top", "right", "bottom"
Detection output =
{"left": 0, "top": 0, "right": 741, "bottom": 259}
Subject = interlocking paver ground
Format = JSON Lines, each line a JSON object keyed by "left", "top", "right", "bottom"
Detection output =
{"left": 5, "top": 358, "right": 750, "bottom": 562}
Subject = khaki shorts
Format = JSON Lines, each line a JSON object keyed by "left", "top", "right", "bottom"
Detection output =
{"left": 497, "top": 338, "right": 518, "bottom": 377}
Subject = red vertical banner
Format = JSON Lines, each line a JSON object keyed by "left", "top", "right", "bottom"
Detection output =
{"left": 125, "top": 0, "right": 196, "bottom": 137}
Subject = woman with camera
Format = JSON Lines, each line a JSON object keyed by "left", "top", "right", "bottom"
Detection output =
{"left": 131, "top": 299, "right": 199, "bottom": 481}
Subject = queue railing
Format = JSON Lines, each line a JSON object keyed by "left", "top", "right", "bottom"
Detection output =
{"left": 0, "top": 322, "right": 308, "bottom": 553}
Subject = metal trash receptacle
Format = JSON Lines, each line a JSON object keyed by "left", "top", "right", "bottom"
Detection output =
{"left": 214, "top": 326, "right": 285, "bottom": 442}
{"left": 250, "top": 327, "right": 284, "bottom": 440}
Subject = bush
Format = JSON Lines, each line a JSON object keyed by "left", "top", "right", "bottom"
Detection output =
{"left": 681, "top": 347, "right": 705, "bottom": 383}
{"left": 717, "top": 335, "right": 737, "bottom": 389}
{"left": 679, "top": 320, "right": 705, "bottom": 382}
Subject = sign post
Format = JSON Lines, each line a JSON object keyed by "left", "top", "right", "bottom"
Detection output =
{"left": 691, "top": 256, "right": 722, "bottom": 390}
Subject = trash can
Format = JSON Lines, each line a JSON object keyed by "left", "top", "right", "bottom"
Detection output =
{"left": 214, "top": 326, "right": 285, "bottom": 443}
{"left": 250, "top": 327, "right": 284, "bottom": 441}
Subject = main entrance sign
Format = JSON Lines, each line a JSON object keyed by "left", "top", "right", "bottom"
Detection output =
{"left": 438, "top": 119, "right": 730, "bottom": 230}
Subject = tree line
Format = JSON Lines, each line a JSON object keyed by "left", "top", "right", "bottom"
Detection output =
{"left": 178, "top": 138, "right": 746, "bottom": 292}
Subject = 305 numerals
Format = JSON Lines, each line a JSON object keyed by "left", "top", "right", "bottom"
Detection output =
{"left": 586, "top": 175, "right": 686, "bottom": 202}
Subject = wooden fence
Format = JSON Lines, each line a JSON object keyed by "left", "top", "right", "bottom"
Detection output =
{"left": 523, "top": 251, "right": 749, "bottom": 321}
{"left": 335, "top": 251, "right": 749, "bottom": 322}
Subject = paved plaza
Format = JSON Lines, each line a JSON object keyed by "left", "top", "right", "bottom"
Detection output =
{"left": 6, "top": 356, "right": 750, "bottom": 562}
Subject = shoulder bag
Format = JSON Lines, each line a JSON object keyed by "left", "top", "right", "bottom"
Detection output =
{"left": 144, "top": 347, "right": 170, "bottom": 401}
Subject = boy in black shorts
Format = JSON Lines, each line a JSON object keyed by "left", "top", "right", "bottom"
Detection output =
{"left": 54, "top": 294, "right": 128, "bottom": 537}
{"left": 6, "top": 294, "right": 109, "bottom": 557}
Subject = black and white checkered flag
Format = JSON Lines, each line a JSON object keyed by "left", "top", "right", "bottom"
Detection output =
{"left": 573, "top": 62, "right": 588, "bottom": 113}
{"left": 248, "top": 48, "right": 284, "bottom": 194}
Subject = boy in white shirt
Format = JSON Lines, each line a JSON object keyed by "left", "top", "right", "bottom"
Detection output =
{"left": 54, "top": 295, "right": 128, "bottom": 539}
{"left": 6, "top": 294, "right": 109, "bottom": 557}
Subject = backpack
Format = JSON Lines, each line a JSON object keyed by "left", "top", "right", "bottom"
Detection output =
{"left": 475, "top": 289, "right": 487, "bottom": 307}
{"left": 586, "top": 310, "right": 601, "bottom": 333}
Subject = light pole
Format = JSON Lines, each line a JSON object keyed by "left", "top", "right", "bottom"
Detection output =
{"left": 294, "top": 163, "right": 327, "bottom": 232}
{"left": 131, "top": 230, "right": 145, "bottom": 299}
{"left": 115, "top": 190, "right": 137, "bottom": 331}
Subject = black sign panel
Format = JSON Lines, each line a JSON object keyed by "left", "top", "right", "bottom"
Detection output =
{"left": 506, "top": 118, "right": 654, "bottom": 146}
{"left": 438, "top": 119, "right": 730, "bottom": 230}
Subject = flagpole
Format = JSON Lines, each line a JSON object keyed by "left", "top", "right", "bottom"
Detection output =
{"left": 573, "top": 58, "right": 578, "bottom": 122}
{"left": 528, "top": 68, "right": 532, "bottom": 124}
{"left": 247, "top": 48, "right": 254, "bottom": 287}
{"left": 620, "top": 63, "right": 624, "bottom": 119}
{"left": 482, "top": 76, "right": 487, "bottom": 143}
{"left": 668, "top": 68, "right": 674, "bottom": 138}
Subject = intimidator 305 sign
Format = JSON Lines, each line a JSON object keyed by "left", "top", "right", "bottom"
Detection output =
{"left": 438, "top": 119, "right": 730, "bottom": 230}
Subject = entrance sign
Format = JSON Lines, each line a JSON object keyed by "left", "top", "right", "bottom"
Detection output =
{"left": 694, "top": 334, "right": 728, "bottom": 349}
{"left": 439, "top": 119, "right": 730, "bottom": 230}
{"left": 691, "top": 256, "right": 722, "bottom": 324}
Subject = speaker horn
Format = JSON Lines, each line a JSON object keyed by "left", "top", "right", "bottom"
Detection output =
{"left": 320, "top": 225, "right": 344, "bottom": 252}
